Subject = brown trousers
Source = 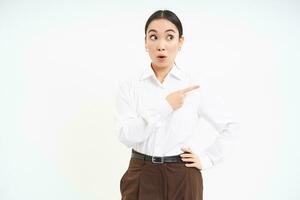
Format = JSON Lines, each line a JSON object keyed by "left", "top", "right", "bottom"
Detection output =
{"left": 120, "top": 156, "right": 203, "bottom": 200}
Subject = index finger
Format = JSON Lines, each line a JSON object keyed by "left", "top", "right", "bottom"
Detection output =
{"left": 180, "top": 85, "right": 200, "bottom": 94}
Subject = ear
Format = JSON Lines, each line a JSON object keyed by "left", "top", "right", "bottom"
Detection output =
{"left": 144, "top": 36, "right": 147, "bottom": 47}
{"left": 179, "top": 36, "right": 184, "bottom": 47}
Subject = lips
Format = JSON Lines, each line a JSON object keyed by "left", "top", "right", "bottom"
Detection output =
{"left": 157, "top": 55, "right": 167, "bottom": 58}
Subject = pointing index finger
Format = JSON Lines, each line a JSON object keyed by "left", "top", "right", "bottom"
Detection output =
{"left": 181, "top": 85, "right": 200, "bottom": 94}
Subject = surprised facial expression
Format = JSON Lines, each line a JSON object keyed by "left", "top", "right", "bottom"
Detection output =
{"left": 145, "top": 19, "right": 184, "bottom": 69}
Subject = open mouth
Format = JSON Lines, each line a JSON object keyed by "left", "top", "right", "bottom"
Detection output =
{"left": 157, "top": 55, "right": 167, "bottom": 59}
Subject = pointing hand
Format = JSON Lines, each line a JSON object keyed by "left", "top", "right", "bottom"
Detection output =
{"left": 166, "top": 85, "right": 199, "bottom": 110}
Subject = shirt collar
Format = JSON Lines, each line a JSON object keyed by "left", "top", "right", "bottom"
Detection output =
{"left": 139, "top": 63, "right": 184, "bottom": 81}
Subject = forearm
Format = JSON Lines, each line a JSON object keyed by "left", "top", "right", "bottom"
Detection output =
{"left": 196, "top": 122, "right": 240, "bottom": 170}
{"left": 115, "top": 93, "right": 174, "bottom": 148}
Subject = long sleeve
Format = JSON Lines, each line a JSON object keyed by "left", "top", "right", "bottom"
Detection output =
{"left": 196, "top": 85, "right": 240, "bottom": 171}
{"left": 114, "top": 80, "right": 174, "bottom": 148}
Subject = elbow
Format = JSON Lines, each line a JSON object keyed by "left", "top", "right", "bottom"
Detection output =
{"left": 117, "top": 124, "right": 145, "bottom": 148}
{"left": 117, "top": 128, "right": 135, "bottom": 148}
{"left": 221, "top": 121, "right": 240, "bottom": 139}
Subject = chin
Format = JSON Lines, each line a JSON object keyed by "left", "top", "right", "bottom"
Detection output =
{"left": 153, "top": 62, "right": 171, "bottom": 68}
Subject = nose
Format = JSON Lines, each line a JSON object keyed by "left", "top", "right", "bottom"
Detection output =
{"left": 157, "top": 40, "right": 166, "bottom": 51}
{"left": 157, "top": 47, "right": 165, "bottom": 51}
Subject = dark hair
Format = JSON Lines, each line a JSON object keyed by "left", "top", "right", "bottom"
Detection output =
{"left": 144, "top": 10, "right": 183, "bottom": 38}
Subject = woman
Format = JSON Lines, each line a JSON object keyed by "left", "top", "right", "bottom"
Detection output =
{"left": 115, "top": 10, "right": 239, "bottom": 200}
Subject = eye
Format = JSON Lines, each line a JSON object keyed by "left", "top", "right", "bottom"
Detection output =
{"left": 167, "top": 35, "right": 174, "bottom": 40}
{"left": 149, "top": 35, "right": 157, "bottom": 41}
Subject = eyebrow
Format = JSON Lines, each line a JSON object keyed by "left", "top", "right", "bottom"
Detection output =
{"left": 147, "top": 29, "right": 176, "bottom": 34}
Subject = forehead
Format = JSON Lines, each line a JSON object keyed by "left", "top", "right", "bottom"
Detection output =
{"left": 147, "top": 19, "right": 178, "bottom": 34}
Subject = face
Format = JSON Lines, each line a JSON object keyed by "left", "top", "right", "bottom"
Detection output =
{"left": 145, "top": 19, "right": 184, "bottom": 69}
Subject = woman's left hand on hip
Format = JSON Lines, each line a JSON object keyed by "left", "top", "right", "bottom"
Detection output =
{"left": 180, "top": 147, "right": 202, "bottom": 170}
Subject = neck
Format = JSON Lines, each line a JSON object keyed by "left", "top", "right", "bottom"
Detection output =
{"left": 151, "top": 63, "right": 173, "bottom": 83}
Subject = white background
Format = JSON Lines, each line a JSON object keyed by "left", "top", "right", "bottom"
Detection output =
{"left": 0, "top": 0, "right": 299, "bottom": 199}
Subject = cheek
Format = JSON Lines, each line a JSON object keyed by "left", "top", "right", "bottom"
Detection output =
{"left": 147, "top": 45, "right": 156, "bottom": 53}
{"left": 167, "top": 43, "right": 180, "bottom": 51}
{"left": 145, "top": 44, "right": 154, "bottom": 52}
{"left": 168, "top": 47, "right": 179, "bottom": 58}
{"left": 148, "top": 49, "right": 156, "bottom": 57}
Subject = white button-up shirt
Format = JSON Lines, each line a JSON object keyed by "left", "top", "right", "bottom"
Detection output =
{"left": 114, "top": 63, "right": 240, "bottom": 170}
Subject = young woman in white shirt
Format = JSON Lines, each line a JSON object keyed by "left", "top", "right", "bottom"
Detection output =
{"left": 115, "top": 9, "right": 239, "bottom": 200}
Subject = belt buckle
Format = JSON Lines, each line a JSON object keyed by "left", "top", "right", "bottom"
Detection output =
{"left": 152, "top": 156, "right": 164, "bottom": 163}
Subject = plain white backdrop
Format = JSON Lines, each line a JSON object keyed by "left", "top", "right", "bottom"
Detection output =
{"left": 0, "top": 0, "right": 299, "bottom": 199}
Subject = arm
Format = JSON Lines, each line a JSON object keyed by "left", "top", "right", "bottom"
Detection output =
{"left": 114, "top": 80, "right": 174, "bottom": 148}
{"left": 196, "top": 86, "right": 240, "bottom": 171}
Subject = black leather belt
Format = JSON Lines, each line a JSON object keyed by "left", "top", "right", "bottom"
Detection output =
{"left": 131, "top": 148, "right": 188, "bottom": 164}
